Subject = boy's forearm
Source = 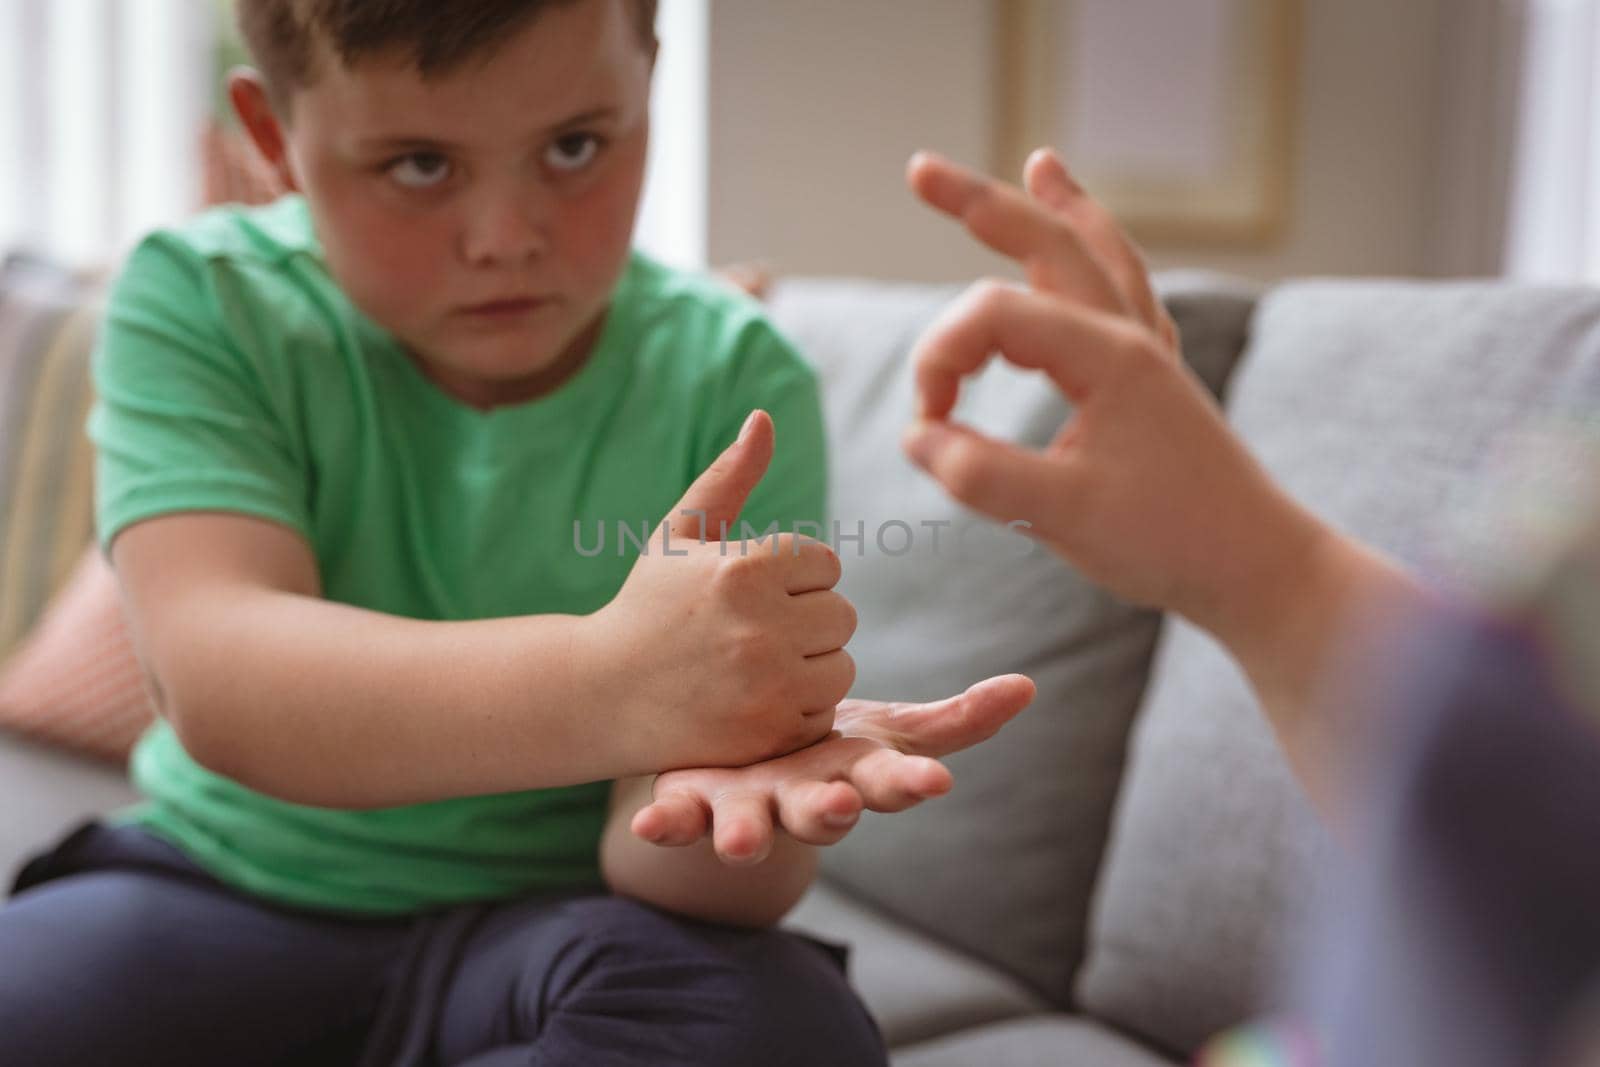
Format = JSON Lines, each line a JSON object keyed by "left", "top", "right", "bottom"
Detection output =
{"left": 159, "top": 589, "right": 642, "bottom": 808}
{"left": 600, "top": 775, "right": 818, "bottom": 928}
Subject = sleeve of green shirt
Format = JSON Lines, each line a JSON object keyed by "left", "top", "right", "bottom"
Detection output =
{"left": 88, "top": 233, "right": 313, "bottom": 553}
{"left": 699, "top": 316, "right": 829, "bottom": 543}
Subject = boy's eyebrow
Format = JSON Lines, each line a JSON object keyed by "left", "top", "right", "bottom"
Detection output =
{"left": 356, "top": 107, "right": 623, "bottom": 153}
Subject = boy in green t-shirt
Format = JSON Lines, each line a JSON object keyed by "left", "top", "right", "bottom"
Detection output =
{"left": 0, "top": 1, "right": 1034, "bottom": 1063}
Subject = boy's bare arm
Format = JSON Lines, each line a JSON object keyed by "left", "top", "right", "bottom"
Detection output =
{"left": 111, "top": 413, "right": 856, "bottom": 810}
{"left": 600, "top": 774, "right": 819, "bottom": 928}
{"left": 112, "top": 512, "right": 638, "bottom": 808}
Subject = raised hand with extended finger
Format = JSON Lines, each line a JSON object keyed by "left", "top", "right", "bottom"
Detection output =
{"left": 898, "top": 148, "right": 1324, "bottom": 633}
{"left": 898, "top": 149, "right": 1425, "bottom": 805}
{"left": 594, "top": 408, "right": 857, "bottom": 776}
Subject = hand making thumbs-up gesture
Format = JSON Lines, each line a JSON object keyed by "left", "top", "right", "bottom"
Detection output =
{"left": 597, "top": 409, "right": 857, "bottom": 774}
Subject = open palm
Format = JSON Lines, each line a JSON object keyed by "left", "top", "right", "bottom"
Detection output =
{"left": 632, "top": 674, "right": 1036, "bottom": 865}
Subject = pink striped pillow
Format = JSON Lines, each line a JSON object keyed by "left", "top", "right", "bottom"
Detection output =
{"left": 0, "top": 546, "right": 155, "bottom": 764}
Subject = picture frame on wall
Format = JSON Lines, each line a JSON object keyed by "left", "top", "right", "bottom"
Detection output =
{"left": 996, "top": 0, "right": 1301, "bottom": 248}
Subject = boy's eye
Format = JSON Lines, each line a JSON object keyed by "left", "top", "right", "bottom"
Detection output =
{"left": 386, "top": 152, "right": 453, "bottom": 190}
{"left": 544, "top": 133, "right": 602, "bottom": 173}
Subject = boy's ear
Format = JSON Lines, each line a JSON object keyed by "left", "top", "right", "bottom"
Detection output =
{"left": 227, "top": 68, "right": 302, "bottom": 194}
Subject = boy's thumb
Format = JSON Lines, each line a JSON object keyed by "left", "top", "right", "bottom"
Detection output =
{"left": 660, "top": 410, "right": 774, "bottom": 542}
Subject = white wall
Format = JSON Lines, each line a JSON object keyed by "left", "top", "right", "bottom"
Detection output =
{"left": 706, "top": 0, "right": 1014, "bottom": 283}
{"left": 1145, "top": 0, "right": 1443, "bottom": 281}
{"left": 706, "top": 0, "right": 1447, "bottom": 284}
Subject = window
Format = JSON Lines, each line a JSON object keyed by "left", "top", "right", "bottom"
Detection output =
{"left": 1506, "top": 0, "right": 1600, "bottom": 282}
{"left": 0, "top": 0, "right": 709, "bottom": 271}
{"left": 635, "top": 0, "right": 710, "bottom": 270}
{"left": 0, "top": 0, "right": 213, "bottom": 268}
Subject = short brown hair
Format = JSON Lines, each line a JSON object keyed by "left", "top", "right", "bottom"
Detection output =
{"left": 236, "top": 0, "right": 659, "bottom": 111}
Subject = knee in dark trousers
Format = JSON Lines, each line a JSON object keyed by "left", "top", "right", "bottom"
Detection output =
{"left": 441, "top": 894, "right": 887, "bottom": 1067}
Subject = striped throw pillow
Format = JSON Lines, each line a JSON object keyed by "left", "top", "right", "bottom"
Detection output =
{"left": 0, "top": 256, "right": 102, "bottom": 661}
{"left": 0, "top": 545, "right": 155, "bottom": 764}
{"left": 0, "top": 255, "right": 157, "bottom": 763}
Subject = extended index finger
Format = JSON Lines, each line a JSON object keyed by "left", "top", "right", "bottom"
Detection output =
{"left": 907, "top": 150, "right": 1127, "bottom": 315}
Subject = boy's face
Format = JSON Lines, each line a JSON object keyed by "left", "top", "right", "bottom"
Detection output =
{"left": 238, "top": 0, "right": 653, "bottom": 409}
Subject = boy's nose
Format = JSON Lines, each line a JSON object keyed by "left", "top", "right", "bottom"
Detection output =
{"left": 459, "top": 188, "right": 553, "bottom": 268}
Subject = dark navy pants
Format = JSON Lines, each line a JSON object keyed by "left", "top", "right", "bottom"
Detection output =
{"left": 0, "top": 821, "right": 886, "bottom": 1067}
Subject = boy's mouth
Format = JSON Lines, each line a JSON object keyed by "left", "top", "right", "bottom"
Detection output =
{"left": 459, "top": 296, "right": 554, "bottom": 319}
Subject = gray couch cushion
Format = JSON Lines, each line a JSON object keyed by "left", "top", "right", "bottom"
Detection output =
{"left": 1077, "top": 280, "right": 1600, "bottom": 1054}
{"left": 892, "top": 1016, "right": 1176, "bottom": 1067}
{"left": 785, "top": 879, "right": 1050, "bottom": 1049}
{"left": 765, "top": 274, "right": 1256, "bottom": 1004}
{"left": 0, "top": 731, "right": 139, "bottom": 884}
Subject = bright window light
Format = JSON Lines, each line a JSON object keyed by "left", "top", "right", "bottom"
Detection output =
{"left": 634, "top": 0, "right": 709, "bottom": 270}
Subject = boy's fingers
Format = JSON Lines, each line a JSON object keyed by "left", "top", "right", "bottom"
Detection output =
{"left": 711, "top": 792, "right": 776, "bottom": 866}
{"left": 718, "top": 534, "right": 839, "bottom": 593}
{"left": 779, "top": 537, "right": 843, "bottom": 594}
{"left": 1023, "top": 147, "right": 1169, "bottom": 341}
{"left": 907, "top": 151, "right": 1125, "bottom": 315}
{"left": 798, "top": 649, "right": 855, "bottom": 717}
{"left": 888, "top": 674, "right": 1038, "bottom": 758}
{"left": 850, "top": 749, "right": 951, "bottom": 812}
{"left": 775, "top": 779, "right": 862, "bottom": 845}
{"left": 661, "top": 410, "right": 775, "bottom": 542}
{"left": 902, "top": 418, "right": 1076, "bottom": 539}
{"left": 632, "top": 790, "right": 709, "bottom": 846}
{"left": 911, "top": 281, "right": 1140, "bottom": 419}
{"left": 789, "top": 590, "right": 857, "bottom": 658}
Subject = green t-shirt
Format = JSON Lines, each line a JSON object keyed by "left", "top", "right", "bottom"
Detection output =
{"left": 88, "top": 195, "right": 827, "bottom": 916}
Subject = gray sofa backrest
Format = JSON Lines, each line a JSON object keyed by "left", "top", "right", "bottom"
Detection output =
{"left": 766, "top": 272, "right": 1258, "bottom": 1006}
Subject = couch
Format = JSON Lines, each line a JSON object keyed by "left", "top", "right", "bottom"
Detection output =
{"left": 5, "top": 261, "right": 1599, "bottom": 1065}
